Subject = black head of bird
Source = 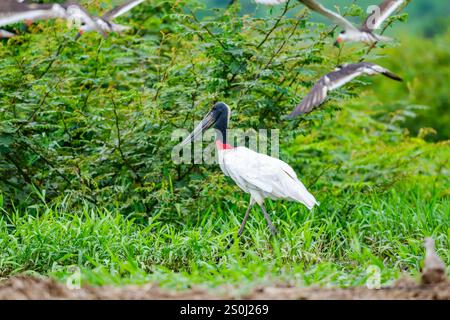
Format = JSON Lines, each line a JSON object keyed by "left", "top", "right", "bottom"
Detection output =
{"left": 181, "top": 102, "right": 231, "bottom": 147}
{"left": 334, "top": 31, "right": 345, "bottom": 47}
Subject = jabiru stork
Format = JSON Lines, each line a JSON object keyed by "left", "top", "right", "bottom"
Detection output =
{"left": 75, "top": 0, "right": 147, "bottom": 39}
{"left": 255, "top": 0, "right": 405, "bottom": 44}
{"left": 181, "top": 102, "right": 318, "bottom": 236}
{"left": 287, "top": 62, "right": 403, "bottom": 117}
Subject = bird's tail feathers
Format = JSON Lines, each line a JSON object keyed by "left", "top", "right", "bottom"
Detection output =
{"left": 299, "top": 192, "right": 319, "bottom": 210}
{"left": 292, "top": 180, "right": 318, "bottom": 210}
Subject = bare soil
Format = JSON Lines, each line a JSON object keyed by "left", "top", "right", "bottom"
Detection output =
{"left": 0, "top": 276, "right": 448, "bottom": 300}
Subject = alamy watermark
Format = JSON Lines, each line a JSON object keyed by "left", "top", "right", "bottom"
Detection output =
{"left": 171, "top": 127, "right": 280, "bottom": 164}
{"left": 65, "top": 265, "right": 81, "bottom": 290}
{"left": 366, "top": 265, "right": 381, "bottom": 289}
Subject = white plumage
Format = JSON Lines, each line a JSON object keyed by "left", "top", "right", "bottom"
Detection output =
{"left": 219, "top": 146, "right": 317, "bottom": 209}
{"left": 254, "top": 0, "right": 288, "bottom": 5}
{"left": 77, "top": 0, "right": 146, "bottom": 36}
{"left": 0, "top": 29, "right": 15, "bottom": 38}
{"left": 0, "top": 0, "right": 107, "bottom": 38}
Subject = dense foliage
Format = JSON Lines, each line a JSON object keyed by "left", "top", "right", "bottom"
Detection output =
{"left": 0, "top": 0, "right": 448, "bottom": 286}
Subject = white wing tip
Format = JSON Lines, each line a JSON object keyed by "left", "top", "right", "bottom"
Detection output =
{"left": 254, "top": 0, "right": 288, "bottom": 5}
{"left": 299, "top": 192, "right": 319, "bottom": 210}
{"left": 307, "top": 199, "right": 319, "bottom": 210}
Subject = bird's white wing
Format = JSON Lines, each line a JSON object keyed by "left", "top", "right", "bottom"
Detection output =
{"left": 222, "top": 147, "right": 317, "bottom": 209}
{"left": 64, "top": 3, "right": 108, "bottom": 38}
{"left": 362, "top": 0, "right": 404, "bottom": 31}
{"left": 287, "top": 77, "right": 329, "bottom": 117}
{"left": 361, "top": 62, "right": 403, "bottom": 81}
{"left": 301, "top": 0, "right": 359, "bottom": 31}
{"left": 288, "top": 62, "right": 402, "bottom": 118}
{"left": 288, "top": 65, "right": 367, "bottom": 118}
{"left": 254, "top": 0, "right": 289, "bottom": 5}
{"left": 0, "top": 29, "right": 15, "bottom": 38}
{"left": 0, "top": 10, "right": 56, "bottom": 27}
{"left": 327, "top": 69, "right": 364, "bottom": 90}
{"left": 103, "top": 0, "right": 146, "bottom": 20}
{"left": 256, "top": 0, "right": 358, "bottom": 31}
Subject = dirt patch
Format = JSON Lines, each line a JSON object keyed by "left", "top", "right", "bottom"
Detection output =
{"left": 0, "top": 276, "right": 448, "bottom": 300}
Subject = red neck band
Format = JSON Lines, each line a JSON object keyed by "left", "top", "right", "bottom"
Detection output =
{"left": 216, "top": 141, "right": 233, "bottom": 150}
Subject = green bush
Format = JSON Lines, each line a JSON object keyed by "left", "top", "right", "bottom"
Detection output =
{"left": 369, "top": 28, "right": 450, "bottom": 141}
{"left": 0, "top": 0, "right": 447, "bottom": 216}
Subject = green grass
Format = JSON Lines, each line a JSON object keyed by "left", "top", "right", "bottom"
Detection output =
{"left": 1, "top": 176, "right": 448, "bottom": 289}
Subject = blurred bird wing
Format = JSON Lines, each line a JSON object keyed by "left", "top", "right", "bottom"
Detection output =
{"left": 362, "top": 0, "right": 404, "bottom": 31}
{"left": 359, "top": 62, "right": 403, "bottom": 81}
{"left": 0, "top": 29, "right": 15, "bottom": 38}
{"left": 110, "top": 23, "right": 132, "bottom": 33}
{"left": 327, "top": 66, "right": 365, "bottom": 90}
{"left": 64, "top": 3, "right": 108, "bottom": 38}
{"left": 287, "top": 78, "right": 329, "bottom": 117}
{"left": 255, "top": 0, "right": 359, "bottom": 31}
{"left": 301, "top": 0, "right": 359, "bottom": 31}
{"left": 103, "top": 0, "right": 146, "bottom": 20}
{"left": 0, "top": 0, "right": 26, "bottom": 11}
{"left": 254, "top": 0, "right": 289, "bottom": 5}
{"left": 288, "top": 64, "right": 384, "bottom": 117}
{"left": 0, "top": 8, "right": 58, "bottom": 27}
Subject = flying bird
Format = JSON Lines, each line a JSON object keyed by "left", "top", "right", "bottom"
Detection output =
{"left": 180, "top": 102, "right": 318, "bottom": 236}
{"left": 0, "top": 0, "right": 106, "bottom": 38}
{"left": 287, "top": 62, "right": 402, "bottom": 118}
{"left": 421, "top": 238, "right": 448, "bottom": 285}
{"left": 76, "top": 0, "right": 146, "bottom": 38}
{"left": 255, "top": 0, "right": 405, "bottom": 44}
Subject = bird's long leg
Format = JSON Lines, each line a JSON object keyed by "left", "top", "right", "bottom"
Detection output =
{"left": 238, "top": 198, "right": 255, "bottom": 236}
{"left": 260, "top": 203, "right": 277, "bottom": 235}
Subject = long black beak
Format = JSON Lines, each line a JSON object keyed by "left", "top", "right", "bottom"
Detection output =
{"left": 180, "top": 111, "right": 217, "bottom": 147}
{"left": 382, "top": 70, "right": 403, "bottom": 82}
